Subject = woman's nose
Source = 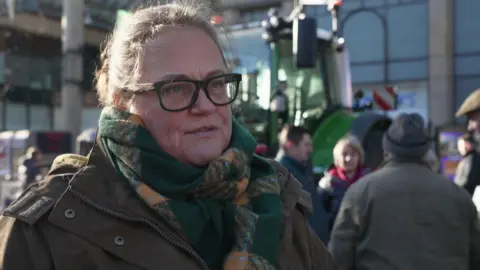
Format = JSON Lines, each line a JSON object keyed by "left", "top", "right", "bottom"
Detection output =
{"left": 191, "top": 89, "right": 216, "bottom": 113}
{"left": 345, "top": 155, "right": 351, "bottom": 162}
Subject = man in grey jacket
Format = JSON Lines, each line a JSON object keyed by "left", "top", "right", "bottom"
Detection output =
{"left": 328, "top": 113, "right": 480, "bottom": 270}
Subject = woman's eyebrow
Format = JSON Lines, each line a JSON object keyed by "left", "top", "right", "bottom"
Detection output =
{"left": 159, "top": 69, "right": 227, "bottom": 82}
{"left": 158, "top": 74, "right": 190, "bottom": 82}
{"left": 205, "top": 69, "right": 226, "bottom": 77}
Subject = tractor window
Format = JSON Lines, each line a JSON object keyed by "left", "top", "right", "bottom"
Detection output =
{"left": 277, "top": 39, "right": 328, "bottom": 117}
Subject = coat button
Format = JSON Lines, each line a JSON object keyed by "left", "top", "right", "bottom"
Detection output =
{"left": 64, "top": 209, "right": 75, "bottom": 219}
{"left": 114, "top": 236, "right": 125, "bottom": 246}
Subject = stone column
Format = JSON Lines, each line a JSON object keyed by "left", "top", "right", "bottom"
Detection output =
{"left": 428, "top": 0, "right": 454, "bottom": 127}
{"left": 61, "top": 0, "right": 84, "bottom": 140}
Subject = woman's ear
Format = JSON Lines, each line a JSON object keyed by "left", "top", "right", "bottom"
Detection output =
{"left": 112, "top": 92, "right": 121, "bottom": 108}
{"left": 112, "top": 92, "right": 119, "bottom": 108}
{"left": 112, "top": 92, "right": 128, "bottom": 110}
{"left": 285, "top": 140, "right": 293, "bottom": 149}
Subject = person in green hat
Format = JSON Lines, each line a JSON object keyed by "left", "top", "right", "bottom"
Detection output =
{"left": 455, "top": 88, "right": 480, "bottom": 196}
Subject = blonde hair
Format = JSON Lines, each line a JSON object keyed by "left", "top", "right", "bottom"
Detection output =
{"left": 95, "top": 1, "right": 225, "bottom": 107}
{"left": 333, "top": 135, "right": 365, "bottom": 166}
{"left": 26, "top": 147, "right": 40, "bottom": 159}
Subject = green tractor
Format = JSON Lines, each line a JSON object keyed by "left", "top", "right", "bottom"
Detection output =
{"left": 223, "top": 4, "right": 395, "bottom": 173}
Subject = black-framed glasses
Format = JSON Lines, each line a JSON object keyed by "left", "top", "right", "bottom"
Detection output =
{"left": 132, "top": 73, "right": 242, "bottom": 112}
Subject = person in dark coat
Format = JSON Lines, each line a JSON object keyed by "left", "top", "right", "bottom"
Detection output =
{"left": 276, "top": 125, "right": 331, "bottom": 243}
{"left": 317, "top": 135, "right": 368, "bottom": 244}
{"left": 454, "top": 131, "right": 480, "bottom": 196}
{"left": 17, "top": 147, "right": 43, "bottom": 188}
{"left": 329, "top": 113, "right": 480, "bottom": 270}
{"left": 270, "top": 81, "right": 289, "bottom": 125}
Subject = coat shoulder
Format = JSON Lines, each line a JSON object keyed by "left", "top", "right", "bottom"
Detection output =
{"left": 268, "top": 160, "right": 338, "bottom": 269}
{"left": 0, "top": 154, "right": 89, "bottom": 269}
{"left": 0, "top": 215, "right": 54, "bottom": 269}
{"left": 3, "top": 154, "right": 87, "bottom": 225}
{"left": 268, "top": 159, "right": 313, "bottom": 216}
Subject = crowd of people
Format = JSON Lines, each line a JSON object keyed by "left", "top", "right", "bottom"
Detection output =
{"left": 276, "top": 112, "right": 480, "bottom": 269}
{"left": 0, "top": 2, "right": 478, "bottom": 270}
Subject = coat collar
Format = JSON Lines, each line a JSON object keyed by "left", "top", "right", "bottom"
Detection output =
{"left": 381, "top": 157, "right": 431, "bottom": 169}
{"left": 67, "top": 137, "right": 173, "bottom": 228}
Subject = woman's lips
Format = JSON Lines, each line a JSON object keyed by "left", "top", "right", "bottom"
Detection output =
{"left": 186, "top": 127, "right": 218, "bottom": 137}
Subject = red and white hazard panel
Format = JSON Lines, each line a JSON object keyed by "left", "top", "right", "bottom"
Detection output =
{"left": 372, "top": 86, "right": 397, "bottom": 111}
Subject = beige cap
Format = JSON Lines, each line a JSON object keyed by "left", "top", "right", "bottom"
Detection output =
{"left": 456, "top": 88, "right": 480, "bottom": 117}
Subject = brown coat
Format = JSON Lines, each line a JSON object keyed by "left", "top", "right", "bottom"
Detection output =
{"left": 0, "top": 143, "right": 338, "bottom": 270}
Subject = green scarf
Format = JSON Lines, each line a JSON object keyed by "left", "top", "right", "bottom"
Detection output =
{"left": 98, "top": 107, "right": 282, "bottom": 270}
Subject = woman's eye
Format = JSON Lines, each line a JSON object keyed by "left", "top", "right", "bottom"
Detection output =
{"left": 161, "top": 82, "right": 192, "bottom": 95}
{"left": 164, "top": 86, "right": 182, "bottom": 93}
{"left": 210, "top": 79, "right": 226, "bottom": 88}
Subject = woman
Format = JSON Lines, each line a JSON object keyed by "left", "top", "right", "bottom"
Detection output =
{"left": 0, "top": 3, "right": 337, "bottom": 270}
{"left": 455, "top": 132, "right": 480, "bottom": 194}
{"left": 318, "top": 135, "right": 367, "bottom": 242}
{"left": 457, "top": 132, "right": 475, "bottom": 157}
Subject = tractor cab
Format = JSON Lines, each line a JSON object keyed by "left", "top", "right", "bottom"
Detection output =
{"left": 221, "top": 4, "right": 394, "bottom": 171}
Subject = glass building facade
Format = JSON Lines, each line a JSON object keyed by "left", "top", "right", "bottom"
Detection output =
{"left": 0, "top": 0, "right": 132, "bottom": 131}
{"left": 454, "top": 0, "right": 480, "bottom": 111}
{"left": 231, "top": 0, "right": 479, "bottom": 126}
{"left": 0, "top": 28, "right": 101, "bottom": 131}
{"left": 302, "top": 0, "right": 430, "bottom": 121}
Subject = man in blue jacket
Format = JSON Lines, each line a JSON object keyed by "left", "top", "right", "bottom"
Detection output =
{"left": 276, "top": 125, "right": 330, "bottom": 243}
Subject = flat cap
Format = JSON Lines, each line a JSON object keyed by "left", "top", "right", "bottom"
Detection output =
{"left": 456, "top": 88, "right": 480, "bottom": 117}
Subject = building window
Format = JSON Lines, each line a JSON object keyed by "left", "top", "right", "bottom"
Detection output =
{"left": 29, "top": 57, "right": 52, "bottom": 89}
{"left": 51, "top": 56, "right": 62, "bottom": 91}
{"left": 5, "top": 103, "right": 27, "bottom": 130}
{"left": 5, "top": 54, "right": 58, "bottom": 91}
{"left": 5, "top": 54, "right": 29, "bottom": 87}
{"left": 83, "top": 45, "right": 100, "bottom": 91}
{"left": 30, "top": 105, "right": 51, "bottom": 130}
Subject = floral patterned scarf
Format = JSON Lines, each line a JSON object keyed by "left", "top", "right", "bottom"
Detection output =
{"left": 98, "top": 107, "right": 282, "bottom": 269}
